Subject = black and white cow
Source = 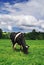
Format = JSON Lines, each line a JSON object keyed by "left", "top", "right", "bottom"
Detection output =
{"left": 10, "top": 32, "right": 29, "bottom": 54}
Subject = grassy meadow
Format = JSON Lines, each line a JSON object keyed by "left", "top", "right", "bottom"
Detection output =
{"left": 0, "top": 39, "right": 44, "bottom": 65}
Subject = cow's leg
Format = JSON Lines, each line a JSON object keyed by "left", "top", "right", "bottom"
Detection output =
{"left": 14, "top": 43, "right": 17, "bottom": 49}
{"left": 12, "top": 43, "right": 15, "bottom": 50}
{"left": 11, "top": 39, "right": 16, "bottom": 50}
{"left": 20, "top": 45, "right": 23, "bottom": 50}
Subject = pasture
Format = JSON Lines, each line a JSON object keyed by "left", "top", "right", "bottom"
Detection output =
{"left": 0, "top": 39, "right": 44, "bottom": 65}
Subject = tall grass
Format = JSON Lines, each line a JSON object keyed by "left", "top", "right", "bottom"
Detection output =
{"left": 0, "top": 39, "right": 44, "bottom": 65}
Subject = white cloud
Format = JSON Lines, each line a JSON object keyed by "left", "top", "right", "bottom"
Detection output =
{"left": 0, "top": 14, "right": 44, "bottom": 32}
{"left": 8, "top": 25, "right": 12, "bottom": 31}
{"left": 0, "top": 0, "right": 44, "bottom": 32}
{"left": 1, "top": 0, "right": 44, "bottom": 18}
{"left": 1, "top": 21, "right": 6, "bottom": 25}
{"left": 0, "top": 0, "right": 44, "bottom": 18}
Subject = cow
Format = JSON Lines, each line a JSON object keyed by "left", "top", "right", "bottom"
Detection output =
{"left": 10, "top": 32, "right": 29, "bottom": 54}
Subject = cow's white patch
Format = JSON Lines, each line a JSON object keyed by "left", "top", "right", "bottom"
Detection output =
{"left": 15, "top": 32, "right": 21, "bottom": 39}
{"left": 26, "top": 46, "right": 28, "bottom": 48}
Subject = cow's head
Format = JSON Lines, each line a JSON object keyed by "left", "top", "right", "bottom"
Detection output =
{"left": 23, "top": 45, "right": 29, "bottom": 54}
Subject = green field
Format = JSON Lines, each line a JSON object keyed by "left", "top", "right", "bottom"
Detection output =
{"left": 0, "top": 39, "right": 44, "bottom": 65}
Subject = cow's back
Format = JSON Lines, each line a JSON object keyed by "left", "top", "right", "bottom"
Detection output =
{"left": 10, "top": 32, "right": 16, "bottom": 40}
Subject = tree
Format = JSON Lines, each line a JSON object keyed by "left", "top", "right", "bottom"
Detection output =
{"left": 31, "top": 29, "right": 37, "bottom": 40}
{"left": 0, "top": 29, "right": 2, "bottom": 39}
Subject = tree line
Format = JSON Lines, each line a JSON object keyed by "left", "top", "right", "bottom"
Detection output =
{"left": 0, "top": 29, "right": 44, "bottom": 40}
{"left": 24, "top": 29, "right": 44, "bottom": 40}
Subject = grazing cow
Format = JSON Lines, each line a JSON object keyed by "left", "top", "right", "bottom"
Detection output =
{"left": 10, "top": 32, "right": 29, "bottom": 54}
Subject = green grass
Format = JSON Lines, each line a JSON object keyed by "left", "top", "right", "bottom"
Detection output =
{"left": 0, "top": 39, "right": 44, "bottom": 65}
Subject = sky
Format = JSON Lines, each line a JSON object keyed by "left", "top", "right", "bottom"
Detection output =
{"left": 0, "top": 0, "right": 44, "bottom": 32}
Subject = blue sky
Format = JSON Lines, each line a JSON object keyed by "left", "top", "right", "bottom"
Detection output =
{"left": 0, "top": 0, "right": 44, "bottom": 32}
{"left": 0, "top": 0, "right": 28, "bottom": 3}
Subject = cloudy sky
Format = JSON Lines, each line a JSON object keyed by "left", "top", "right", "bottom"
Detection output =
{"left": 0, "top": 0, "right": 44, "bottom": 32}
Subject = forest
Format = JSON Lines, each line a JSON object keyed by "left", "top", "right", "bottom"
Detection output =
{"left": 0, "top": 29, "right": 44, "bottom": 40}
